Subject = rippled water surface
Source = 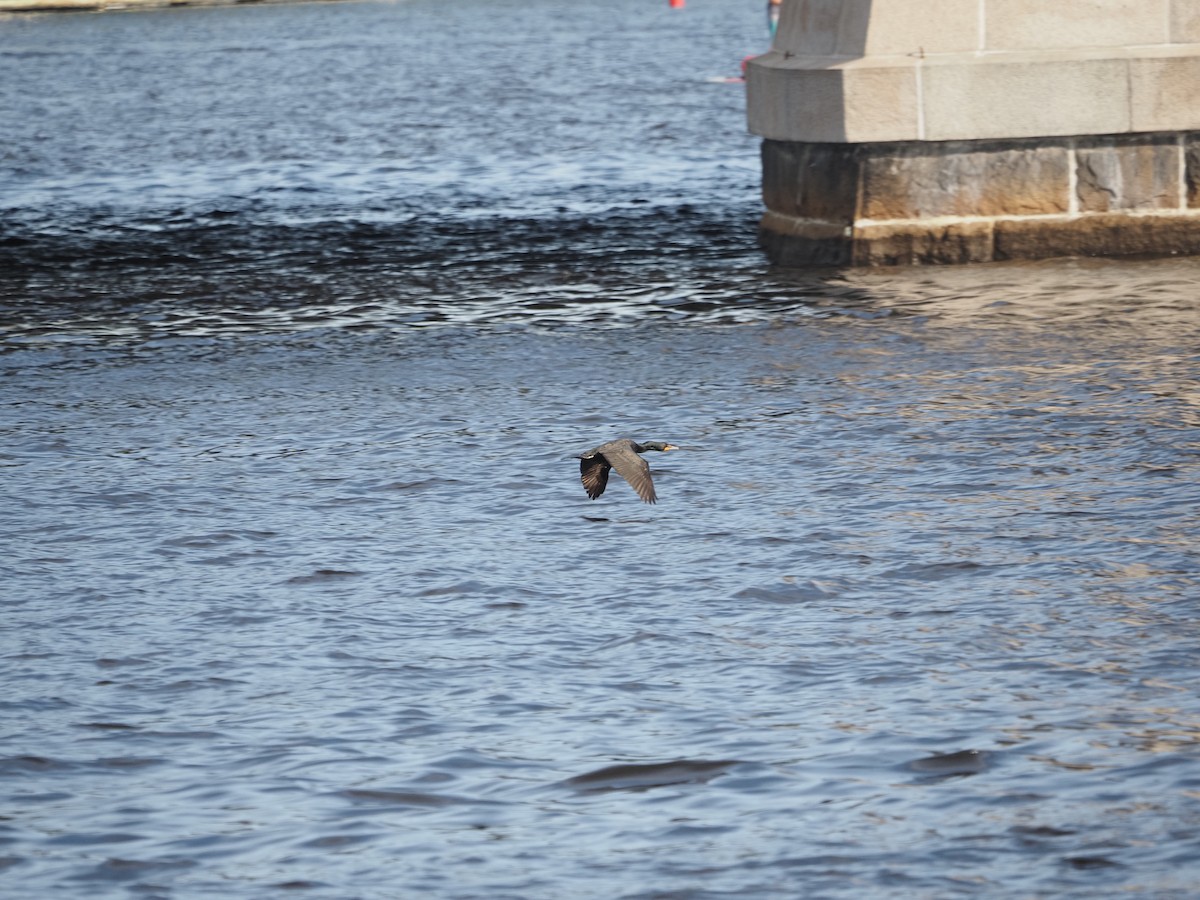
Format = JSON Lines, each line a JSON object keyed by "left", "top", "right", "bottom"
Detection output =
{"left": 4, "top": 2, "right": 1200, "bottom": 898}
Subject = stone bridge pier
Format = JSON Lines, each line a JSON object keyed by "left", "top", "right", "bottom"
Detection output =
{"left": 746, "top": 0, "right": 1200, "bottom": 266}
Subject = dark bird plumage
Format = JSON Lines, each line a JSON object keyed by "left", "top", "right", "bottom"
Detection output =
{"left": 577, "top": 438, "right": 679, "bottom": 504}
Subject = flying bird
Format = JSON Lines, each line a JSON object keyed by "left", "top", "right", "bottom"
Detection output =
{"left": 577, "top": 438, "right": 679, "bottom": 504}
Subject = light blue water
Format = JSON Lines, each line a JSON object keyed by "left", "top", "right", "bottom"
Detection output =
{"left": 3, "top": 2, "right": 1200, "bottom": 898}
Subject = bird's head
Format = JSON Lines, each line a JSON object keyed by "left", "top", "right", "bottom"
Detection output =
{"left": 640, "top": 441, "right": 679, "bottom": 452}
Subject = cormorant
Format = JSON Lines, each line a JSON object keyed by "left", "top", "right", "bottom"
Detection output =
{"left": 577, "top": 438, "right": 679, "bottom": 504}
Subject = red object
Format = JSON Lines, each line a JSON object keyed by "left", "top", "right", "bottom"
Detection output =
{"left": 669, "top": 0, "right": 685, "bottom": 7}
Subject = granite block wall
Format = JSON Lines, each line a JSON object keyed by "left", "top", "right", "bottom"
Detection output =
{"left": 760, "top": 133, "right": 1200, "bottom": 266}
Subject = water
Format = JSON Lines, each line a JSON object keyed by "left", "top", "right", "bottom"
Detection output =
{"left": 3, "top": 2, "right": 1200, "bottom": 898}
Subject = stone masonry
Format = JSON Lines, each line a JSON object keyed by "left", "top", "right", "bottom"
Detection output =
{"left": 747, "top": 1, "right": 1200, "bottom": 266}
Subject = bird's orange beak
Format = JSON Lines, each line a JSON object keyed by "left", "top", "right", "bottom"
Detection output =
{"left": 664, "top": 444, "right": 680, "bottom": 451}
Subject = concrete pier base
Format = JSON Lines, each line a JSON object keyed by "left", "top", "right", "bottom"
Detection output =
{"left": 748, "top": 1, "right": 1200, "bottom": 266}
{"left": 760, "top": 132, "right": 1200, "bottom": 266}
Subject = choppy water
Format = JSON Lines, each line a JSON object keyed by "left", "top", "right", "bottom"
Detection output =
{"left": 4, "top": 2, "right": 1200, "bottom": 898}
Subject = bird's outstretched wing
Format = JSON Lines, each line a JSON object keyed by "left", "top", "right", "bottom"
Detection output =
{"left": 580, "top": 455, "right": 611, "bottom": 500}
{"left": 605, "top": 444, "right": 657, "bottom": 504}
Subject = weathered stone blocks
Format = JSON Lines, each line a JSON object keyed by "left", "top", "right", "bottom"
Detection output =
{"left": 750, "top": 0, "right": 1200, "bottom": 266}
{"left": 1187, "top": 135, "right": 1200, "bottom": 208}
{"left": 859, "top": 142, "right": 1070, "bottom": 220}
{"left": 993, "top": 214, "right": 1200, "bottom": 261}
{"left": 761, "top": 132, "right": 1200, "bottom": 266}
{"left": 1076, "top": 136, "right": 1179, "bottom": 213}
{"left": 853, "top": 221, "right": 995, "bottom": 267}
{"left": 761, "top": 141, "right": 858, "bottom": 223}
